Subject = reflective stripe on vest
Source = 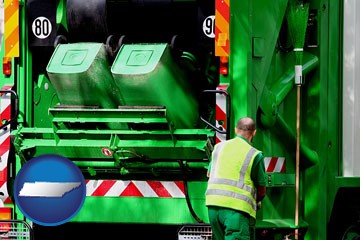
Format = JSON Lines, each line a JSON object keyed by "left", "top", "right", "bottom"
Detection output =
{"left": 208, "top": 147, "right": 258, "bottom": 197}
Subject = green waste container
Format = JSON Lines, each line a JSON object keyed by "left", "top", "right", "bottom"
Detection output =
{"left": 46, "top": 43, "right": 122, "bottom": 108}
{"left": 111, "top": 43, "right": 199, "bottom": 129}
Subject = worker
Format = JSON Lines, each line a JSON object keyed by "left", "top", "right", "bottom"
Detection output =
{"left": 205, "top": 117, "right": 266, "bottom": 240}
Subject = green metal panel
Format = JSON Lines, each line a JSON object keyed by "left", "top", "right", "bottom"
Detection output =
{"left": 227, "top": 0, "right": 345, "bottom": 239}
{"left": 252, "top": 0, "right": 318, "bottom": 237}
{"left": 72, "top": 181, "right": 209, "bottom": 224}
{"left": 13, "top": 106, "right": 213, "bottom": 177}
{"left": 227, "top": 0, "right": 250, "bottom": 130}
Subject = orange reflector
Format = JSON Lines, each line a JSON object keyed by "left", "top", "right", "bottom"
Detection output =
{"left": 220, "top": 56, "right": 229, "bottom": 64}
{"left": 219, "top": 56, "right": 229, "bottom": 75}
{"left": 0, "top": 207, "right": 11, "bottom": 220}
{"left": 4, "top": 0, "right": 20, "bottom": 57}
{"left": 0, "top": 207, "right": 12, "bottom": 232}
{"left": 3, "top": 57, "right": 11, "bottom": 76}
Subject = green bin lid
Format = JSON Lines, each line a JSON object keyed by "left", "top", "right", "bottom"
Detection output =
{"left": 111, "top": 43, "right": 167, "bottom": 75}
{"left": 46, "top": 43, "right": 103, "bottom": 74}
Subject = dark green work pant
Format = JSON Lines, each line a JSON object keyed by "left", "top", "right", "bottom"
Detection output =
{"left": 208, "top": 206, "right": 252, "bottom": 240}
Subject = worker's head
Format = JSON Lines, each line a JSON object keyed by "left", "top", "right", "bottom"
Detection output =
{"left": 235, "top": 117, "right": 256, "bottom": 142}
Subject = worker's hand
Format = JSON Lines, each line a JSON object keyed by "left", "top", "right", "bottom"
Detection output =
{"left": 257, "top": 201, "right": 262, "bottom": 210}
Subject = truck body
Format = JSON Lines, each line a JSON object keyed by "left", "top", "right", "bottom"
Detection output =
{"left": 0, "top": 0, "right": 359, "bottom": 239}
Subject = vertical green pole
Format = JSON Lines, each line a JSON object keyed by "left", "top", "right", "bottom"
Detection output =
{"left": 17, "top": 0, "right": 30, "bottom": 126}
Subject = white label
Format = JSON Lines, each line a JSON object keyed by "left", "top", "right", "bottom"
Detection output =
{"left": 295, "top": 65, "right": 303, "bottom": 85}
{"left": 32, "top": 16, "right": 52, "bottom": 39}
{"left": 203, "top": 15, "right": 215, "bottom": 38}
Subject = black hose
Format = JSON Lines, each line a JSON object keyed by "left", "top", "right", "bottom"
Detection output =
{"left": 178, "top": 160, "right": 204, "bottom": 223}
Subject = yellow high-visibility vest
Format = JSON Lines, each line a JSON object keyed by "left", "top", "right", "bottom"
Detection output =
{"left": 206, "top": 137, "right": 260, "bottom": 218}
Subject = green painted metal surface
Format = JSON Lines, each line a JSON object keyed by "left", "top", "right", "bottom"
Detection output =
{"left": 73, "top": 181, "right": 209, "bottom": 224}
{"left": 231, "top": 0, "right": 345, "bottom": 239}
{"left": 13, "top": 106, "right": 213, "bottom": 176}
{"left": 1, "top": 0, "right": 360, "bottom": 239}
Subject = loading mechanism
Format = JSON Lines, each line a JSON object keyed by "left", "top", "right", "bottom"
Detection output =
{"left": 13, "top": 106, "right": 214, "bottom": 179}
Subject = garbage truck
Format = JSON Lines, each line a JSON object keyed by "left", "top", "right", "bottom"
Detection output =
{"left": 0, "top": 0, "right": 359, "bottom": 239}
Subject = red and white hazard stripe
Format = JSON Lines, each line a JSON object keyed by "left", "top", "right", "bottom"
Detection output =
{"left": 216, "top": 84, "right": 228, "bottom": 143}
{"left": 264, "top": 157, "right": 286, "bottom": 173}
{"left": 0, "top": 85, "right": 13, "bottom": 204}
{"left": 86, "top": 180, "right": 186, "bottom": 198}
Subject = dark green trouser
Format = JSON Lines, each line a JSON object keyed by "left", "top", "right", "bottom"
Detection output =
{"left": 208, "top": 206, "right": 253, "bottom": 240}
